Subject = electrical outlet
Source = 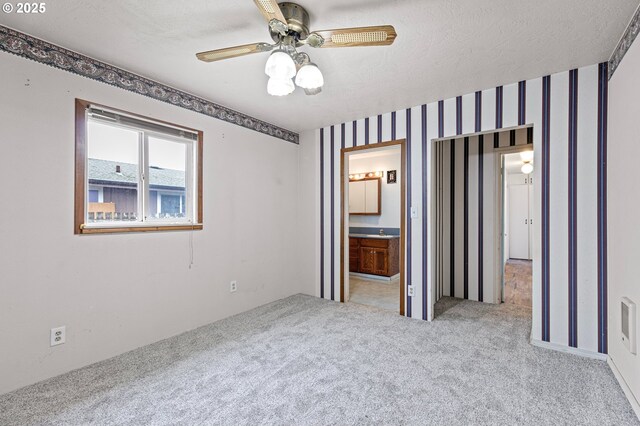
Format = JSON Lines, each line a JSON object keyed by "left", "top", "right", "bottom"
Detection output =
{"left": 408, "top": 285, "right": 415, "bottom": 297}
{"left": 230, "top": 280, "right": 237, "bottom": 293}
{"left": 50, "top": 326, "right": 65, "bottom": 347}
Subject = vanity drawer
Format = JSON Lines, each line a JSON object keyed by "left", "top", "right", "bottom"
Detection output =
{"left": 359, "top": 238, "right": 389, "bottom": 248}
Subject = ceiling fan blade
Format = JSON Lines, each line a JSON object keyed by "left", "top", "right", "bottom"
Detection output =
{"left": 253, "top": 0, "right": 288, "bottom": 28}
{"left": 196, "top": 43, "right": 273, "bottom": 63}
{"left": 306, "top": 25, "right": 397, "bottom": 48}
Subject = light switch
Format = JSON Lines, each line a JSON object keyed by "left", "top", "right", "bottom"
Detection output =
{"left": 411, "top": 207, "right": 418, "bottom": 218}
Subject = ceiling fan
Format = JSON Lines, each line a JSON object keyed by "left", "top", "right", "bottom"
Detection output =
{"left": 196, "top": 1, "right": 397, "bottom": 96}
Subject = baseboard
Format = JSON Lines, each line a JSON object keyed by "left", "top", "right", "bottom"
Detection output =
{"left": 607, "top": 356, "right": 640, "bottom": 420}
{"left": 529, "top": 338, "right": 608, "bottom": 360}
{"left": 349, "top": 272, "right": 399, "bottom": 282}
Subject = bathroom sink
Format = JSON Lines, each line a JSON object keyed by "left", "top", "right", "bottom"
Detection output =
{"left": 349, "top": 233, "right": 398, "bottom": 239}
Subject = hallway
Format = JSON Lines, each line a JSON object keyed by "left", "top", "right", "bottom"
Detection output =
{"left": 504, "top": 259, "right": 532, "bottom": 309}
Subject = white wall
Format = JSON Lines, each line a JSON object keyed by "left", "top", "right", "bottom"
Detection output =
{"left": 608, "top": 35, "right": 640, "bottom": 406}
{"left": 0, "top": 54, "right": 304, "bottom": 395}
{"left": 348, "top": 150, "right": 401, "bottom": 228}
{"left": 297, "top": 130, "right": 321, "bottom": 299}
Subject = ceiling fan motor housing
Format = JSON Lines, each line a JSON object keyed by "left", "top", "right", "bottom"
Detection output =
{"left": 270, "top": 2, "right": 310, "bottom": 44}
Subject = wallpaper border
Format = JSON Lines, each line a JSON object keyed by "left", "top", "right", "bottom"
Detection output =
{"left": 609, "top": 4, "right": 640, "bottom": 80}
{"left": 0, "top": 25, "right": 299, "bottom": 144}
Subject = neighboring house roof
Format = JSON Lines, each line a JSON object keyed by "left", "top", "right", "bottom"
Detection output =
{"left": 88, "top": 158, "right": 185, "bottom": 189}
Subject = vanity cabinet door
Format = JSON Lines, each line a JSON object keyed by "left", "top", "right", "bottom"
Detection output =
{"left": 372, "top": 248, "right": 388, "bottom": 275}
{"left": 359, "top": 247, "right": 374, "bottom": 274}
{"left": 359, "top": 244, "right": 389, "bottom": 276}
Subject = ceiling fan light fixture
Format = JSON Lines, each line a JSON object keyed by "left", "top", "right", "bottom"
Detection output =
{"left": 197, "top": 3, "right": 397, "bottom": 98}
{"left": 265, "top": 50, "right": 296, "bottom": 79}
{"left": 295, "top": 63, "right": 324, "bottom": 89}
{"left": 267, "top": 77, "right": 295, "bottom": 96}
{"left": 304, "top": 87, "right": 322, "bottom": 96}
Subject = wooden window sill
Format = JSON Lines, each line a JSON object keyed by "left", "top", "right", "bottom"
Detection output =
{"left": 79, "top": 224, "right": 203, "bottom": 234}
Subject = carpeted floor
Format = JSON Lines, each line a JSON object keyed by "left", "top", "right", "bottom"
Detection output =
{"left": 0, "top": 295, "right": 637, "bottom": 425}
{"left": 349, "top": 275, "right": 400, "bottom": 311}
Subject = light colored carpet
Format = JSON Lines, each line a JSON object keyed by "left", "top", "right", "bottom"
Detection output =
{"left": 349, "top": 276, "right": 400, "bottom": 311}
{"left": 433, "top": 295, "right": 464, "bottom": 318}
{"left": 0, "top": 295, "right": 637, "bottom": 425}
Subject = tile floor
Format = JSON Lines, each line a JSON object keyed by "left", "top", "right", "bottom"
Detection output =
{"left": 348, "top": 275, "right": 400, "bottom": 312}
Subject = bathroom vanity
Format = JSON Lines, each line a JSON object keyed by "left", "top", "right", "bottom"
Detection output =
{"left": 349, "top": 234, "right": 400, "bottom": 277}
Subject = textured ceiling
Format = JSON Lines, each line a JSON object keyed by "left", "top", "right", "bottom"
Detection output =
{"left": 1, "top": 0, "right": 638, "bottom": 132}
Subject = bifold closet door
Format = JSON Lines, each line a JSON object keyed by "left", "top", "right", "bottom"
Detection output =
{"left": 509, "top": 184, "right": 529, "bottom": 259}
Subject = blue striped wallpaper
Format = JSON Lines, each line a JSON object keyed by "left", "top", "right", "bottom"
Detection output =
{"left": 317, "top": 62, "right": 609, "bottom": 355}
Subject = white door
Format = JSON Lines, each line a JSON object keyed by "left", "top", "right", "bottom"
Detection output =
{"left": 509, "top": 184, "right": 529, "bottom": 259}
{"left": 510, "top": 173, "right": 528, "bottom": 185}
{"left": 349, "top": 181, "right": 366, "bottom": 213}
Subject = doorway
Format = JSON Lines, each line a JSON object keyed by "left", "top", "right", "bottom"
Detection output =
{"left": 500, "top": 150, "right": 534, "bottom": 308}
{"left": 430, "top": 126, "right": 535, "bottom": 317}
{"left": 340, "top": 139, "right": 406, "bottom": 314}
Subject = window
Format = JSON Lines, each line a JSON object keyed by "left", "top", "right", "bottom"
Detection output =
{"left": 75, "top": 99, "right": 203, "bottom": 234}
{"left": 88, "top": 189, "right": 99, "bottom": 203}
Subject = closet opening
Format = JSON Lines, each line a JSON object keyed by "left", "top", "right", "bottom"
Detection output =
{"left": 431, "top": 126, "right": 535, "bottom": 318}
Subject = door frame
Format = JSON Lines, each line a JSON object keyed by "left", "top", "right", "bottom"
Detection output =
{"left": 429, "top": 126, "right": 536, "bottom": 308}
{"left": 340, "top": 139, "right": 406, "bottom": 315}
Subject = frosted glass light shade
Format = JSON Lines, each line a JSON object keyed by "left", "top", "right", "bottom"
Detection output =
{"left": 265, "top": 51, "right": 296, "bottom": 79}
{"left": 520, "top": 150, "right": 534, "bottom": 162}
{"left": 295, "top": 63, "right": 324, "bottom": 89}
{"left": 267, "top": 77, "right": 295, "bottom": 96}
{"left": 304, "top": 87, "right": 322, "bottom": 96}
{"left": 521, "top": 163, "right": 534, "bottom": 174}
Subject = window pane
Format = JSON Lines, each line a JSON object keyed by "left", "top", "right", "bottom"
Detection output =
{"left": 88, "top": 190, "right": 99, "bottom": 203}
{"left": 87, "top": 121, "right": 139, "bottom": 222}
{"left": 160, "top": 194, "right": 182, "bottom": 214}
{"left": 148, "top": 137, "right": 187, "bottom": 219}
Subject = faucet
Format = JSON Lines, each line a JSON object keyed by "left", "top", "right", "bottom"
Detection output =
{"left": 379, "top": 229, "right": 385, "bottom": 236}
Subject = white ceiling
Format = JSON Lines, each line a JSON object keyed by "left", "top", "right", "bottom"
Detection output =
{"left": 2, "top": 0, "right": 637, "bottom": 133}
